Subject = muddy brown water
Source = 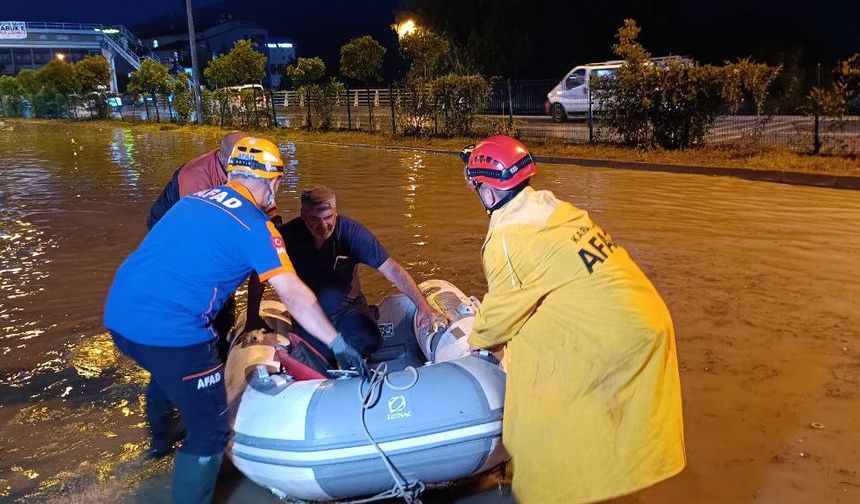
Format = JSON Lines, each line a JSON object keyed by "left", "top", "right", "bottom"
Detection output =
{"left": 1, "top": 121, "right": 859, "bottom": 503}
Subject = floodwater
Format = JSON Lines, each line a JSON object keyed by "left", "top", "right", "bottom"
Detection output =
{"left": 1, "top": 120, "right": 859, "bottom": 503}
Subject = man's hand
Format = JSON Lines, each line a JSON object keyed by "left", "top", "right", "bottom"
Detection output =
{"left": 329, "top": 333, "right": 370, "bottom": 379}
{"left": 415, "top": 301, "right": 448, "bottom": 337}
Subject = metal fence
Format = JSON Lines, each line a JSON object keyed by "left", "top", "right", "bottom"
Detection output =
{"left": 5, "top": 79, "right": 857, "bottom": 155}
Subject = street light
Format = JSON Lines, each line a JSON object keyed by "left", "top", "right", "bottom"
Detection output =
{"left": 396, "top": 19, "right": 417, "bottom": 39}
{"left": 56, "top": 53, "right": 65, "bottom": 61}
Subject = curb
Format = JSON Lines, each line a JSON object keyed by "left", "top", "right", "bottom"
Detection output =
{"left": 299, "top": 140, "right": 860, "bottom": 191}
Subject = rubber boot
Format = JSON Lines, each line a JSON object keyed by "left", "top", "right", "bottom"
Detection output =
{"left": 172, "top": 451, "right": 223, "bottom": 504}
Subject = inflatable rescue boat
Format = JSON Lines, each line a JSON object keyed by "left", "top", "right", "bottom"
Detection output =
{"left": 224, "top": 280, "right": 508, "bottom": 502}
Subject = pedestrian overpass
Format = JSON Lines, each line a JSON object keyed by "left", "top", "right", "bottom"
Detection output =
{"left": 0, "top": 22, "right": 164, "bottom": 92}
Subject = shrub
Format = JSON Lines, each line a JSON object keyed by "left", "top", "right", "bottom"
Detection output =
{"left": 431, "top": 74, "right": 490, "bottom": 136}
{"left": 594, "top": 19, "right": 780, "bottom": 149}
{"left": 306, "top": 79, "right": 345, "bottom": 130}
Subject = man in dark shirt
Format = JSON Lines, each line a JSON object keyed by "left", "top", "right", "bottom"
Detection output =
{"left": 247, "top": 186, "right": 442, "bottom": 363}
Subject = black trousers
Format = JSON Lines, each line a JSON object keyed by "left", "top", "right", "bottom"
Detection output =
{"left": 293, "top": 301, "right": 381, "bottom": 366}
{"left": 110, "top": 332, "right": 229, "bottom": 456}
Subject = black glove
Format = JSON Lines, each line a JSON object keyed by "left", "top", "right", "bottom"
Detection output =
{"left": 329, "top": 333, "right": 370, "bottom": 379}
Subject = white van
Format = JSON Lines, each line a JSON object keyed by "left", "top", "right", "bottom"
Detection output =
{"left": 545, "top": 56, "right": 691, "bottom": 122}
{"left": 546, "top": 60, "right": 622, "bottom": 122}
{"left": 224, "top": 84, "right": 269, "bottom": 110}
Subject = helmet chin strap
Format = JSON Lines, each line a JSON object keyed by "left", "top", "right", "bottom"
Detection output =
{"left": 481, "top": 183, "right": 527, "bottom": 215}
{"left": 263, "top": 180, "right": 277, "bottom": 208}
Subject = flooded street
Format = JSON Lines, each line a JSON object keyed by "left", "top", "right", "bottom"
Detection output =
{"left": 1, "top": 120, "right": 859, "bottom": 503}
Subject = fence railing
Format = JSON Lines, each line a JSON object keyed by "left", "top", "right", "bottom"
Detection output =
{"left": 2, "top": 80, "right": 858, "bottom": 155}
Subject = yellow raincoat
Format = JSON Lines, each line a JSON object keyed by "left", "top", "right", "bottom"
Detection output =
{"left": 470, "top": 187, "right": 685, "bottom": 504}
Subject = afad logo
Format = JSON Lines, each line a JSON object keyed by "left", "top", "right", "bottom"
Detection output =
{"left": 386, "top": 395, "right": 412, "bottom": 420}
{"left": 197, "top": 371, "right": 222, "bottom": 390}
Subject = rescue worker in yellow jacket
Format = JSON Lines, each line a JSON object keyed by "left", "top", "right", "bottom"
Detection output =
{"left": 461, "top": 135, "right": 686, "bottom": 504}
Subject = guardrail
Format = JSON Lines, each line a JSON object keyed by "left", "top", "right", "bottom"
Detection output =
{"left": 23, "top": 21, "right": 162, "bottom": 70}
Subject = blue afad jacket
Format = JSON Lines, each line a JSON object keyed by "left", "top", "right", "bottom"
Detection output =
{"left": 105, "top": 182, "right": 294, "bottom": 347}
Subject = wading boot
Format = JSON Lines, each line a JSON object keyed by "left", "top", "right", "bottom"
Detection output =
{"left": 172, "top": 452, "right": 223, "bottom": 504}
{"left": 146, "top": 413, "right": 185, "bottom": 459}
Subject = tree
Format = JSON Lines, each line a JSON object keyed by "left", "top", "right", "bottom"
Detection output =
{"left": 340, "top": 36, "right": 386, "bottom": 84}
{"left": 128, "top": 59, "right": 172, "bottom": 121}
{"left": 16, "top": 69, "right": 41, "bottom": 117}
{"left": 431, "top": 73, "right": 491, "bottom": 136}
{"left": 203, "top": 39, "right": 267, "bottom": 88}
{"left": 286, "top": 57, "right": 326, "bottom": 88}
{"left": 172, "top": 72, "right": 195, "bottom": 124}
{"left": 286, "top": 57, "right": 342, "bottom": 130}
{"left": 75, "top": 55, "right": 111, "bottom": 94}
{"left": 837, "top": 52, "right": 860, "bottom": 109}
{"left": 398, "top": 28, "right": 451, "bottom": 81}
{"left": 37, "top": 60, "right": 79, "bottom": 118}
{"left": 72, "top": 55, "right": 112, "bottom": 118}
{"left": 0, "top": 75, "right": 24, "bottom": 116}
{"left": 594, "top": 19, "right": 779, "bottom": 149}
{"left": 203, "top": 53, "right": 231, "bottom": 88}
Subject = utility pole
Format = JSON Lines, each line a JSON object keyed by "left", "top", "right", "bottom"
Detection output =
{"left": 186, "top": 0, "right": 204, "bottom": 124}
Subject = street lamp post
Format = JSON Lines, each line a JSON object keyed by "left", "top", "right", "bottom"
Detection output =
{"left": 186, "top": 0, "right": 205, "bottom": 124}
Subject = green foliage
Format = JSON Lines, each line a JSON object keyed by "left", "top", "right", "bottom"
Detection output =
{"left": 75, "top": 55, "right": 111, "bottom": 94}
{"left": 804, "top": 52, "right": 860, "bottom": 119}
{"left": 203, "top": 54, "right": 231, "bottom": 87}
{"left": 128, "top": 59, "right": 172, "bottom": 97}
{"left": 286, "top": 56, "right": 342, "bottom": 130}
{"left": 2, "top": 67, "right": 68, "bottom": 118}
{"left": 594, "top": 19, "right": 780, "bottom": 149}
{"left": 398, "top": 28, "right": 451, "bottom": 80}
{"left": 807, "top": 83, "right": 847, "bottom": 116}
{"left": 431, "top": 73, "right": 490, "bottom": 136}
{"left": 39, "top": 60, "right": 79, "bottom": 97}
{"left": 307, "top": 79, "right": 346, "bottom": 130}
{"left": 16, "top": 69, "right": 40, "bottom": 102}
{"left": 396, "top": 78, "right": 435, "bottom": 136}
{"left": 32, "top": 60, "right": 77, "bottom": 118}
{"left": 721, "top": 58, "right": 782, "bottom": 115}
{"left": 200, "top": 88, "right": 215, "bottom": 124}
{"left": 838, "top": 52, "right": 860, "bottom": 97}
{"left": 203, "top": 39, "right": 267, "bottom": 87}
{"left": 128, "top": 59, "right": 171, "bottom": 120}
{"left": 0, "top": 75, "right": 24, "bottom": 116}
{"left": 172, "top": 73, "right": 195, "bottom": 124}
{"left": 287, "top": 57, "right": 326, "bottom": 89}
{"left": 340, "top": 35, "right": 386, "bottom": 84}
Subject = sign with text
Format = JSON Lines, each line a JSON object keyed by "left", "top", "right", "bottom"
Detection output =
{"left": 0, "top": 21, "right": 27, "bottom": 40}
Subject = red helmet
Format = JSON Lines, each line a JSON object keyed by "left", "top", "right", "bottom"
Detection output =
{"left": 463, "top": 135, "right": 536, "bottom": 190}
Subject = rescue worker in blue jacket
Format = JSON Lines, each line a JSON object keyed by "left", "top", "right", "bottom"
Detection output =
{"left": 104, "top": 137, "right": 367, "bottom": 504}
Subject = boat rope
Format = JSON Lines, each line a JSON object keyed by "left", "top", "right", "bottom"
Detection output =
{"left": 342, "top": 362, "right": 426, "bottom": 504}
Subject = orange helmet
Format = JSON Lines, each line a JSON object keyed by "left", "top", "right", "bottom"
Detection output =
{"left": 226, "top": 137, "right": 284, "bottom": 180}
{"left": 462, "top": 135, "right": 536, "bottom": 191}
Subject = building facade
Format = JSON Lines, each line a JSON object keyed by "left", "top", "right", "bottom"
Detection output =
{"left": 142, "top": 20, "right": 295, "bottom": 88}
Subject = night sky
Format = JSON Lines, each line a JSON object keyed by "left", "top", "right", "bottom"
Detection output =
{"left": 3, "top": 0, "right": 858, "bottom": 79}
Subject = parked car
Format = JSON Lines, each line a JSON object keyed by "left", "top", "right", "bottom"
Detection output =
{"left": 224, "top": 84, "right": 269, "bottom": 111}
{"left": 545, "top": 56, "right": 691, "bottom": 122}
{"left": 545, "top": 60, "right": 622, "bottom": 122}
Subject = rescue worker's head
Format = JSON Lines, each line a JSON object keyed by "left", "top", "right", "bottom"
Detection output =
{"left": 462, "top": 135, "right": 536, "bottom": 213}
{"left": 225, "top": 136, "right": 284, "bottom": 209}
{"left": 217, "top": 131, "right": 249, "bottom": 170}
{"left": 300, "top": 186, "right": 337, "bottom": 243}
